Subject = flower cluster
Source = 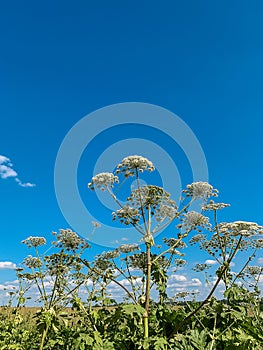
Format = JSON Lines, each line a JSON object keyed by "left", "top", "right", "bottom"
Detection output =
{"left": 93, "top": 258, "right": 113, "bottom": 272}
{"left": 99, "top": 250, "right": 120, "bottom": 260}
{"left": 119, "top": 244, "right": 139, "bottom": 254}
{"left": 174, "top": 258, "right": 187, "bottom": 267}
{"left": 193, "top": 263, "right": 211, "bottom": 272}
{"left": 129, "top": 253, "right": 148, "bottom": 273}
{"left": 44, "top": 253, "right": 72, "bottom": 275}
{"left": 217, "top": 221, "right": 263, "bottom": 237}
{"left": 22, "top": 236, "right": 46, "bottom": 248}
{"left": 88, "top": 172, "right": 119, "bottom": 191}
{"left": 252, "top": 238, "right": 263, "bottom": 248}
{"left": 202, "top": 200, "right": 230, "bottom": 211}
{"left": 116, "top": 155, "right": 155, "bottom": 177}
{"left": 183, "top": 182, "right": 218, "bottom": 199}
{"left": 179, "top": 211, "right": 211, "bottom": 232}
{"left": 23, "top": 256, "right": 42, "bottom": 269}
{"left": 163, "top": 237, "right": 186, "bottom": 249}
{"left": 189, "top": 234, "right": 206, "bottom": 245}
{"left": 112, "top": 205, "right": 140, "bottom": 225}
{"left": 245, "top": 266, "right": 262, "bottom": 276}
{"left": 174, "top": 291, "right": 189, "bottom": 299}
{"left": 129, "top": 185, "right": 175, "bottom": 211}
{"left": 53, "top": 229, "right": 86, "bottom": 251}
{"left": 155, "top": 204, "right": 178, "bottom": 222}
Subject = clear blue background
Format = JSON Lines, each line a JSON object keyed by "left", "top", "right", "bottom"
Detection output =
{"left": 0, "top": 1, "right": 263, "bottom": 289}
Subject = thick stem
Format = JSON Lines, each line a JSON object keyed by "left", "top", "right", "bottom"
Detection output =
{"left": 136, "top": 168, "right": 148, "bottom": 232}
{"left": 40, "top": 324, "right": 49, "bottom": 350}
{"left": 144, "top": 243, "right": 151, "bottom": 340}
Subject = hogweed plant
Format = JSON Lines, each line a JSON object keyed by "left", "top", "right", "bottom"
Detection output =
{"left": 3, "top": 155, "right": 263, "bottom": 349}
{"left": 88, "top": 155, "right": 263, "bottom": 347}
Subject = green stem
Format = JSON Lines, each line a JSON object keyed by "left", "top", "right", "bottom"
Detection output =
{"left": 169, "top": 235, "right": 243, "bottom": 337}
{"left": 36, "top": 248, "right": 48, "bottom": 307}
{"left": 144, "top": 242, "right": 151, "bottom": 341}
{"left": 136, "top": 168, "right": 148, "bottom": 232}
{"left": 209, "top": 312, "right": 217, "bottom": 350}
{"left": 213, "top": 210, "right": 226, "bottom": 262}
{"left": 108, "top": 187, "right": 145, "bottom": 235}
{"left": 152, "top": 233, "right": 187, "bottom": 264}
{"left": 40, "top": 324, "right": 49, "bottom": 350}
{"left": 232, "top": 249, "right": 257, "bottom": 285}
{"left": 80, "top": 259, "right": 138, "bottom": 304}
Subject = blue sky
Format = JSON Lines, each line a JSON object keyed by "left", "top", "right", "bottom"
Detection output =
{"left": 1, "top": 1, "right": 263, "bottom": 303}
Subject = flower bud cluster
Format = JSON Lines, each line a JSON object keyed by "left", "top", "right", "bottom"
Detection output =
{"left": 155, "top": 204, "right": 178, "bottom": 222}
{"left": 112, "top": 206, "right": 140, "bottom": 225}
{"left": 189, "top": 234, "right": 206, "bottom": 245}
{"left": 193, "top": 263, "right": 211, "bottom": 272}
{"left": 99, "top": 250, "right": 120, "bottom": 260}
{"left": 88, "top": 172, "right": 119, "bottom": 191}
{"left": 163, "top": 237, "right": 186, "bottom": 248}
{"left": 202, "top": 200, "right": 230, "bottom": 211}
{"left": 252, "top": 239, "right": 263, "bottom": 248}
{"left": 129, "top": 185, "right": 175, "bottom": 210}
{"left": 21, "top": 236, "right": 46, "bottom": 248}
{"left": 23, "top": 255, "right": 42, "bottom": 269}
{"left": 179, "top": 211, "right": 211, "bottom": 231}
{"left": 217, "top": 221, "right": 263, "bottom": 237}
{"left": 116, "top": 155, "right": 155, "bottom": 177}
{"left": 54, "top": 229, "right": 85, "bottom": 250}
{"left": 184, "top": 182, "right": 218, "bottom": 199}
{"left": 245, "top": 266, "right": 262, "bottom": 276}
{"left": 119, "top": 244, "right": 139, "bottom": 253}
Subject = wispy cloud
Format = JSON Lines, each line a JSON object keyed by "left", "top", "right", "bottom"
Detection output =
{"left": 0, "top": 154, "right": 35, "bottom": 187}
{"left": 0, "top": 261, "right": 17, "bottom": 269}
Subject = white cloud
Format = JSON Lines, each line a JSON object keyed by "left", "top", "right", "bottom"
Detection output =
{"left": 169, "top": 274, "right": 187, "bottom": 282}
{"left": 257, "top": 258, "right": 263, "bottom": 265}
{"left": 0, "top": 154, "right": 35, "bottom": 187}
{"left": 0, "top": 155, "right": 10, "bottom": 164}
{"left": 0, "top": 261, "right": 17, "bottom": 269}
{"left": 0, "top": 284, "right": 17, "bottom": 291}
{"left": 205, "top": 259, "right": 218, "bottom": 265}
{"left": 4, "top": 279, "right": 19, "bottom": 285}
{"left": 191, "top": 278, "right": 202, "bottom": 285}
{"left": 167, "top": 274, "right": 202, "bottom": 289}
{"left": 0, "top": 156, "right": 17, "bottom": 179}
{"left": 0, "top": 165, "right": 17, "bottom": 179}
